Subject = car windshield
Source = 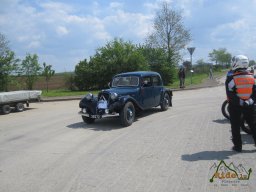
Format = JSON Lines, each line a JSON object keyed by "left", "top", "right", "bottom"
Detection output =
{"left": 112, "top": 76, "right": 139, "bottom": 87}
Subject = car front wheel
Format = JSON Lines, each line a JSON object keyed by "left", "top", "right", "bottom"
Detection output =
{"left": 161, "top": 93, "right": 170, "bottom": 111}
{"left": 120, "top": 102, "right": 135, "bottom": 127}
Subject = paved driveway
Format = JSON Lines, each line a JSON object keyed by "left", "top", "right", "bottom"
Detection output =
{"left": 0, "top": 85, "right": 255, "bottom": 192}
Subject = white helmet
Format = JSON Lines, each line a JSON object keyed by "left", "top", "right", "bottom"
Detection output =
{"left": 231, "top": 55, "right": 249, "bottom": 70}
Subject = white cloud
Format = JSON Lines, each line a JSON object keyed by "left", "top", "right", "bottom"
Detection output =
{"left": 229, "top": 19, "right": 247, "bottom": 30}
{"left": 103, "top": 9, "right": 152, "bottom": 41}
{"left": 109, "top": 2, "right": 123, "bottom": 9}
{"left": 17, "top": 35, "right": 29, "bottom": 42}
{"left": 27, "top": 41, "right": 41, "bottom": 49}
{"left": 40, "top": 2, "right": 73, "bottom": 13}
{"left": 56, "top": 26, "right": 69, "bottom": 36}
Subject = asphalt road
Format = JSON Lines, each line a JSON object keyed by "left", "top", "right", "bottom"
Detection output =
{"left": 1, "top": 84, "right": 256, "bottom": 192}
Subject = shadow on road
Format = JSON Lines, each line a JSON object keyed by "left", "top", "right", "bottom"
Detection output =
{"left": 242, "top": 133, "right": 255, "bottom": 145}
{"left": 67, "top": 117, "right": 123, "bottom": 131}
{"left": 136, "top": 108, "right": 163, "bottom": 118}
{"left": 67, "top": 108, "right": 163, "bottom": 131}
{"left": 213, "top": 118, "right": 230, "bottom": 124}
{"left": 181, "top": 149, "right": 256, "bottom": 161}
{"left": 182, "top": 133, "right": 256, "bottom": 161}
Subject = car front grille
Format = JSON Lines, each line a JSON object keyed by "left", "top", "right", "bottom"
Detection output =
{"left": 98, "top": 92, "right": 110, "bottom": 101}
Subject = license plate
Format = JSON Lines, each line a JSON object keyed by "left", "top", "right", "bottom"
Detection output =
{"left": 98, "top": 100, "right": 108, "bottom": 109}
{"left": 90, "top": 114, "right": 101, "bottom": 119}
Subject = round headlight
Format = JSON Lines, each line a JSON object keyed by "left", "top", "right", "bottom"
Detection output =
{"left": 85, "top": 93, "right": 93, "bottom": 100}
{"left": 110, "top": 92, "right": 118, "bottom": 100}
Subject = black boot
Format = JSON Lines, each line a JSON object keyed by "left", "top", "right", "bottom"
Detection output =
{"left": 232, "top": 146, "right": 242, "bottom": 152}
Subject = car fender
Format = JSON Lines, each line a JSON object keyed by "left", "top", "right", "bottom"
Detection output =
{"left": 118, "top": 95, "right": 144, "bottom": 110}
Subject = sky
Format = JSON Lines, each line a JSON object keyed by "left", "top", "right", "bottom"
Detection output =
{"left": 1, "top": 0, "right": 256, "bottom": 72}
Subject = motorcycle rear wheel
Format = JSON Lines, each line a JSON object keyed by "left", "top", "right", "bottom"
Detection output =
{"left": 221, "top": 100, "right": 252, "bottom": 134}
{"left": 240, "top": 118, "right": 252, "bottom": 135}
{"left": 221, "top": 100, "right": 230, "bottom": 120}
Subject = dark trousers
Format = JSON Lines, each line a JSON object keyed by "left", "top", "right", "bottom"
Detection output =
{"left": 179, "top": 78, "right": 185, "bottom": 88}
{"left": 229, "top": 104, "right": 256, "bottom": 147}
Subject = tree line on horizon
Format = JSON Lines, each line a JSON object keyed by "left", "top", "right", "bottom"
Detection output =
{"left": 0, "top": 35, "right": 55, "bottom": 92}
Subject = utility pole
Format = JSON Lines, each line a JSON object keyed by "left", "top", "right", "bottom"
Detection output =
{"left": 187, "top": 47, "right": 195, "bottom": 84}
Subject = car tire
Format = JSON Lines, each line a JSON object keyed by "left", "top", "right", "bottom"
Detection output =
{"left": 160, "top": 93, "right": 170, "bottom": 111}
{"left": 16, "top": 103, "right": 24, "bottom": 112}
{"left": 82, "top": 116, "right": 95, "bottom": 124}
{"left": 2, "top": 105, "right": 11, "bottom": 114}
{"left": 120, "top": 102, "right": 135, "bottom": 127}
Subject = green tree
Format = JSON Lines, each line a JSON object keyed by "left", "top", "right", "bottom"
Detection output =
{"left": 74, "top": 38, "right": 148, "bottom": 90}
{"left": 249, "top": 60, "right": 256, "bottom": 67}
{"left": 74, "top": 59, "right": 96, "bottom": 90}
{"left": 92, "top": 39, "right": 148, "bottom": 88}
{"left": 139, "top": 46, "right": 174, "bottom": 85}
{"left": 182, "top": 60, "right": 191, "bottom": 72}
{"left": 208, "top": 48, "right": 231, "bottom": 66}
{"left": 146, "top": 1, "right": 191, "bottom": 66}
{"left": 20, "top": 54, "right": 41, "bottom": 90}
{"left": 64, "top": 72, "right": 76, "bottom": 91}
{"left": 194, "top": 59, "right": 211, "bottom": 74}
{"left": 42, "top": 62, "right": 55, "bottom": 92}
{"left": 0, "top": 33, "right": 19, "bottom": 91}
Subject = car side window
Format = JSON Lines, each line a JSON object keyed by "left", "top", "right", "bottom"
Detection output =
{"left": 142, "top": 76, "right": 152, "bottom": 87}
{"left": 152, "top": 76, "right": 161, "bottom": 86}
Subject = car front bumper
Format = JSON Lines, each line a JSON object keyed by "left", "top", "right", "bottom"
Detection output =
{"left": 78, "top": 111, "right": 119, "bottom": 119}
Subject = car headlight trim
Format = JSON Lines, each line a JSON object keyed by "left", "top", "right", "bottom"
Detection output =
{"left": 110, "top": 92, "right": 118, "bottom": 100}
{"left": 85, "top": 93, "right": 93, "bottom": 100}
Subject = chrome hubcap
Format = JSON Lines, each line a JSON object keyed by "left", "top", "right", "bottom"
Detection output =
{"left": 127, "top": 108, "right": 133, "bottom": 120}
{"left": 165, "top": 97, "right": 169, "bottom": 106}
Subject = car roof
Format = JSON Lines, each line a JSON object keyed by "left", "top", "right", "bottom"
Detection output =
{"left": 114, "top": 71, "right": 160, "bottom": 77}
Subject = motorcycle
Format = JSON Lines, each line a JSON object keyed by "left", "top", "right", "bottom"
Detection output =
{"left": 221, "top": 100, "right": 252, "bottom": 134}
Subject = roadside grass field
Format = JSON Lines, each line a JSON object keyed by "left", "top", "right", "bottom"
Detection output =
{"left": 168, "top": 73, "right": 208, "bottom": 89}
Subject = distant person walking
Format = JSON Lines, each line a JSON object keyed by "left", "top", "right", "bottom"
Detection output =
{"left": 249, "top": 66, "right": 254, "bottom": 74}
{"left": 178, "top": 67, "right": 186, "bottom": 88}
{"left": 209, "top": 66, "right": 213, "bottom": 79}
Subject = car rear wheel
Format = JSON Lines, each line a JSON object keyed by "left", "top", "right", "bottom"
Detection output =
{"left": 2, "top": 105, "right": 11, "bottom": 114}
{"left": 16, "top": 103, "right": 25, "bottom": 112}
{"left": 120, "top": 102, "right": 135, "bottom": 127}
{"left": 161, "top": 93, "right": 170, "bottom": 111}
{"left": 82, "top": 116, "right": 95, "bottom": 124}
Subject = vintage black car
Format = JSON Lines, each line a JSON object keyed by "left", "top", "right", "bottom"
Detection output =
{"left": 79, "top": 71, "right": 173, "bottom": 127}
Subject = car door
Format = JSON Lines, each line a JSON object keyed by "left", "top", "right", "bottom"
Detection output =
{"left": 152, "top": 75, "right": 162, "bottom": 106}
{"left": 140, "top": 76, "right": 154, "bottom": 108}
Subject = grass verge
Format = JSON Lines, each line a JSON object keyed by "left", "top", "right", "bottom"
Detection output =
{"left": 168, "top": 73, "right": 208, "bottom": 89}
